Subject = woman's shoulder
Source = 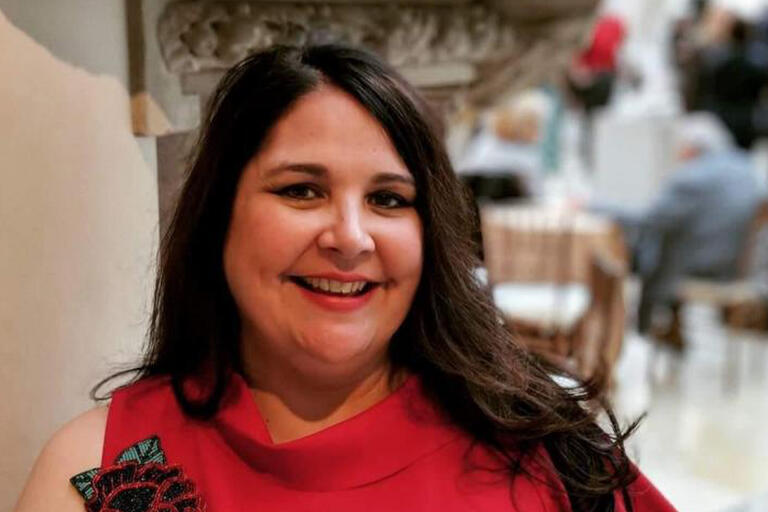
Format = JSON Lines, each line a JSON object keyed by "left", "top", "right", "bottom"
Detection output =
{"left": 44, "top": 406, "right": 108, "bottom": 468}
{"left": 13, "top": 377, "right": 175, "bottom": 511}
{"left": 13, "top": 407, "right": 107, "bottom": 511}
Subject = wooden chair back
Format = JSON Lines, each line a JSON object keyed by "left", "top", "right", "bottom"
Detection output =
{"left": 480, "top": 205, "right": 575, "bottom": 286}
{"left": 573, "top": 253, "right": 626, "bottom": 387}
{"left": 738, "top": 199, "right": 768, "bottom": 279}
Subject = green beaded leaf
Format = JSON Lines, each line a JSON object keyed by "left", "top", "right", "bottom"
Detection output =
{"left": 69, "top": 436, "right": 166, "bottom": 501}
{"left": 69, "top": 468, "right": 99, "bottom": 501}
{"left": 116, "top": 435, "right": 166, "bottom": 465}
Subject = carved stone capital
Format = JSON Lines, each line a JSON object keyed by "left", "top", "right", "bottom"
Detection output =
{"left": 487, "top": 0, "right": 598, "bottom": 22}
{"left": 158, "top": 3, "right": 518, "bottom": 76}
{"left": 128, "top": 0, "right": 597, "bottom": 135}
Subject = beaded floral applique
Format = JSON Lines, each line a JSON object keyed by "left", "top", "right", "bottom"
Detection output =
{"left": 70, "top": 436, "right": 205, "bottom": 512}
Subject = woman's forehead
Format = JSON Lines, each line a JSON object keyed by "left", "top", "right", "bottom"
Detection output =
{"left": 250, "top": 85, "right": 411, "bottom": 180}
{"left": 266, "top": 86, "right": 390, "bottom": 146}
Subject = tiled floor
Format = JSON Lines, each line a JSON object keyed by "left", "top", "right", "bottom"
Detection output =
{"left": 613, "top": 302, "right": 768, "bottom": 511}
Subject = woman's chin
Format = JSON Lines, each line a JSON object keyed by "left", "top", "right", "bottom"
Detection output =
{"left": 293, "top": 329, "right": 386, "bottom": 373}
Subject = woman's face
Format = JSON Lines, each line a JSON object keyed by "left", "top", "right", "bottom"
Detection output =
{"left": 223, "top": 85, "right": 423, "bottom": 382}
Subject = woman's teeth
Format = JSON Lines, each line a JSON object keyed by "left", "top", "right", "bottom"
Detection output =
{"left": 300, "top": 277, "right": 368, "bottom": 295}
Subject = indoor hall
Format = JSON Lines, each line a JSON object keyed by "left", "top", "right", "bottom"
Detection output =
{"left": 3, "top": 0, "right": 767, "bottom": 510}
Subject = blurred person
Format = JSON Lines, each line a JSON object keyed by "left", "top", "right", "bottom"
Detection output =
{"left": 674, "top": 3, "right": 734, "bottom": 111}
{"left": 596, "top": 113, "right": 763, "bottom": 348}
{"left": 457, "top": 89, "right": 553, "bottom": 200}
{"left": 565, "top": 14, "right": 627, "bottom": 165}
{"left": 699, "top": 17, "right": 768, "bottom": 148}
{"left": 14, "top": 44, "right": 673, "bottom": 512}
{"left": 457, "top": 90, "right": 551, "bottom": 262}
{"left": 678, "top": 4, "right": 768, "bottom": 148}
{"left": 671, "top": 0, "right": 711, "bottom": 72}
{"left": 672, "top": 1, "right": 715, "bottom": 116}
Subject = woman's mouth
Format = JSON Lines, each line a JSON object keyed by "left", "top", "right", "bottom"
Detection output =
{"left": 289, "top": 276, "right": 378, "bottom": 297}
{"left": 288, "top": 275, "right": 381, "bottom": 312}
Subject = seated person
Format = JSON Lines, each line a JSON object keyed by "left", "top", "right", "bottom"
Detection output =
{"left": 457, "top": 89, "right": 552, "bottom": 200}
{"left": 595, "top": 113, "right": 764, "bottom": 347}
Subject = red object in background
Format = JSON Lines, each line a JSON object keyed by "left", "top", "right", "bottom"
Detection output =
{"left": 577, "top": 15, "right": 627, "bottom": 72}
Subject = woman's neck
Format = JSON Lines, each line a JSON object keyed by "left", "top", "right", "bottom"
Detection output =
{"left": 245, "top": 361, "right": 404, "bottom": 444}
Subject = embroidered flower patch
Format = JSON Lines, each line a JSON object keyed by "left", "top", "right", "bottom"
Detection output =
{"left": 70, "top": 436, "right": 205, "bottom": 512}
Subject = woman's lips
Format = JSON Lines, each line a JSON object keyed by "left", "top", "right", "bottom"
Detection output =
{"left": 292, "top": 280, "right": 379, "bottom": 312}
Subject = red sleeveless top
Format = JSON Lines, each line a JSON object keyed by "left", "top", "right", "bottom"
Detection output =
{"left": 97, "top": 374, "right": 674, "bottom": 511}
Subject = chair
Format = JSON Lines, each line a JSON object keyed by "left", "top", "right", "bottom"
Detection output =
{"left": 572, "top": 253, "right": 626, "bottom": 385}
{"left": 676, "top": 200, "right": 768, "bottom": 308}
{"left": 460, "top": 173, "right": 530, "bottom": 261}
{"left": 481, "top": 205, "right": 626, "bottom": 387}
{"left": 674, "top": 199, "right": 768, "bottom": 388}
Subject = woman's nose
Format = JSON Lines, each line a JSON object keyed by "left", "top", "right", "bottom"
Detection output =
{"left": 317, "top": 202, "right": 375, "bottom": 260}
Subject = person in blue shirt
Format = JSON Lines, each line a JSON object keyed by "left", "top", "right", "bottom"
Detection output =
{"left": 598, "top": 113, "right": 764, "bottom": 347}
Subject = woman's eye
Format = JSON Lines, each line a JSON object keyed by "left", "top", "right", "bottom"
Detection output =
{"left": 369, "top": 191, "right": 412, "bottom": 209}
{"left": 276, "top": 184, "right": 321, "bottom": 200}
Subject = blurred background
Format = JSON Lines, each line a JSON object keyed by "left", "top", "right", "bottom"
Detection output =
{"left": 2, "top": 0, "right": 768, "bottom": 510}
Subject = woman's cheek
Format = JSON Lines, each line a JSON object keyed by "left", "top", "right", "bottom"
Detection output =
{"left": 378, "top": 216, "right": 423, "bottom": 279}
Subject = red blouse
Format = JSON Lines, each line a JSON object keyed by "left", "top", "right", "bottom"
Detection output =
{"left": 98, "top": 374, "right": 675, "bottom": 511}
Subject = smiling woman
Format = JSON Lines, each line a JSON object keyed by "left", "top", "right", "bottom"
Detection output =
{"left": 14, "top": 45, "right": 673, "bottom": 512}
{"left": 223, "top": 85, "right": 424, "bottom": 435}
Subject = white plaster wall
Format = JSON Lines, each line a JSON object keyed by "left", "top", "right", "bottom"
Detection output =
{"left": 0, "top": 4, "right": 158, "bottom": 508}
{"left": 0, "top": 0, "right": 130, "bottom": 86}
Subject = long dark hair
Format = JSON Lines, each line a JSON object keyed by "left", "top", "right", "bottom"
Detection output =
{"left": 97, "top": 45, "right": 638, "bottom": 511}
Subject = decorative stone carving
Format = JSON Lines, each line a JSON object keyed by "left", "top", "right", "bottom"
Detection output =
{"left": 487, "top": 0, "right": 598, "bottom": 22}
{"left": 128, "top": 0, "right": 597, "bottom": 135}
{"left": 158, "top": 3, "right": 517, "bottom": 75}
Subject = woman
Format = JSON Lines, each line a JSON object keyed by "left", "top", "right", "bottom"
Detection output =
{"left": 15, "top": 44, "right": 673, "bottom": 511}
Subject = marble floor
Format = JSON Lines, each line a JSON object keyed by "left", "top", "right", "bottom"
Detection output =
{"left": 612, "top": 299, "right": 768, "bottom": 511}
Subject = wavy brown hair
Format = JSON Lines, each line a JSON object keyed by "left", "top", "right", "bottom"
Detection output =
{"left": 96, "top": 44, "right": 638, "bottom": 511}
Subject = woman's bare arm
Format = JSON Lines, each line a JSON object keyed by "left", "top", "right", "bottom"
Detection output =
{"left": 13, "top": 407, "right": 107, "bottom": 512}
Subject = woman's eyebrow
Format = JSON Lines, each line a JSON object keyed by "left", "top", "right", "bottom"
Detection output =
{"left": 371, "top": 172, "right": 415, "bottom": 186}
{"left": 264, "top": 165, "right": 414, "bottom": 186}
{"left": 263, "top": 162, "right": 327, "bottom": 179}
